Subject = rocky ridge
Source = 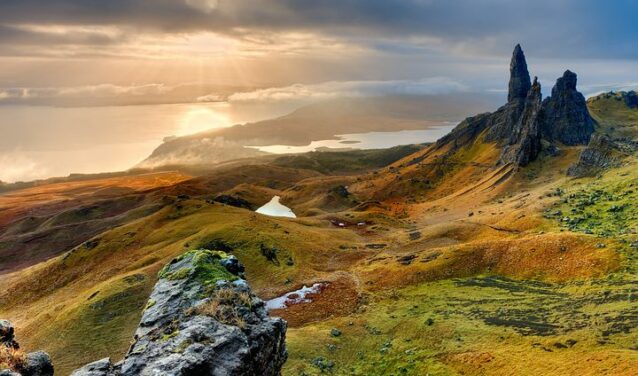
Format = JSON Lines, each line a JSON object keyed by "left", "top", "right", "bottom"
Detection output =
{"left": 71, "top": 249, "right": 287, "bottom": 376}
{"left": 567, "top": 134, "right": 638, "bottom": 177}
{"left": 437, "top": 44, "right": 596, "bottom": 167}
{"left": 590, "top": 90, "right": 638, "bottom": 109}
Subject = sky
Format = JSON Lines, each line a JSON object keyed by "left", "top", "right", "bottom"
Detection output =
{"left": 1, "top": 0, "right": 638, "bottom": 106}
{"left": 1, "top": 0, "right": 638, "bottom": 182}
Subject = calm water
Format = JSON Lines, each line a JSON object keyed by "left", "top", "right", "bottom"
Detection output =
{"left": 0, "top": 102, "right": 293, "bottom": 182}
{"left": 255, "top": 196, "right": 297, "bottom": 218}
{"left": 247, "top": 124, "right": 456, "bottom": 154}
{"left": 265, "top": 283, "right": 327, "bottom": 310}
{"left": 0, "top": 102, "right": 457, "bottom": 183}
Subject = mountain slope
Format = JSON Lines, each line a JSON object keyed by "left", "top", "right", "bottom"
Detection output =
{"left": 1, "top": 46, "right": 637, "bottom": 376}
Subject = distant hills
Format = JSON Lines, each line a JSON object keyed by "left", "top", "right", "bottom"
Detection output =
{"left": 137, "top": 94, "right": 500, "bottom": 169}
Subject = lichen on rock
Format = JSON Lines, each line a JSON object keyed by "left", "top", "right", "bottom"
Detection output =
{"left": 71, "top": 249, "right": 287, "bottom": 376}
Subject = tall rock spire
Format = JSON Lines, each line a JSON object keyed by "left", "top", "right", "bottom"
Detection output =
{"left": 499, "top": 76, "right": 543, "bottom": 166}
{"left": 508, "top": 44, "right": 532, "bottom": 102}
{"left": 541, "top": 70, "right": 595, "bottom": 145}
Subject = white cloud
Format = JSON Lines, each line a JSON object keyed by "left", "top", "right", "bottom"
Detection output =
{"left": 225, "top": 78, "right": 468, "bottom": 103}
{"left": 196, "top": 93, "right": 224, "bottom": 102}
{"left": 0, "top": 83, "right": 171, "bottom": 102}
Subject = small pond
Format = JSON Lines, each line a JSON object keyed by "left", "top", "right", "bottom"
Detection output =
{"left": 255, "top": 196, "right": 296, "bottom": 218}
{"left": 265, "top": 283, "right": 328, "bottom": 310}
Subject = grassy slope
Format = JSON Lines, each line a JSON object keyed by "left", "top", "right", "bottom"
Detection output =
{"left": 271, "top": 145, "right": 425, "bottom": 175}
{"left": 1, "top": 107, "right": 638, "bottom": 375}
{"left": 282, "top": 155, "right": 637, "bottom": 376}
{"left": 587, "top": 93, "right": 638, "bottom": 139}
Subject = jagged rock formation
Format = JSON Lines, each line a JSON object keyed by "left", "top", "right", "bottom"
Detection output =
{"left": 542, "top": 70, "right": 596, "bottom": 145}
{"left": 436, "top": 44, "right": 596, "bottom": 168}
{"left": 567, "top": 134, "right": 629, "bottom": 177}
{"left": 0, "top": 321, "right": 54, "bottom": 376}
{"left": 71, "top": 249, "right": 287, "bottom": 376}
{"left": 508, "top": 44, "right": 532, "bottom": 102}
{"left": 499, "top": 77, "right": 543, "bottom": 166}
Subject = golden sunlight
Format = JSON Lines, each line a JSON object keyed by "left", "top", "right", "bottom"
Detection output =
{"left": 177, "top": 105, "right": 232, "bottom": 136}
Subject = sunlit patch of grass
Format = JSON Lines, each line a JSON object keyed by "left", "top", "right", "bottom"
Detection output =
{"left": 18, "top": 272, "right": 152, "bottom": 375}
{"left": 192, "top": 287, "right": 253, "bottom": 330}
{"left": 284, "top": 276, "right": 638, "bottom": 375}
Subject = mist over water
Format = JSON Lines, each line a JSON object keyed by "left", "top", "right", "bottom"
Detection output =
{"left": 249, "top": 125, "right": 456, "bottom": 154}
{"left": 0, "top": 102, "right": 295, "bottom": 182}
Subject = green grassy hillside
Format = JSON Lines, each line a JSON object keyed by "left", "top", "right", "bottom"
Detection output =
{"left": 588, "top": 91, "right": 638, "bottom": 138}
{"left": 1, "top": 95, "right": 638, "bottom": 375}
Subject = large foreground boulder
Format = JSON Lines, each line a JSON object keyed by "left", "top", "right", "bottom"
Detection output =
{"left": 71, "top": 249, "right": 287, "bottom": 376}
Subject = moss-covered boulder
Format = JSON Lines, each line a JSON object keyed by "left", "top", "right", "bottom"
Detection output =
{"left": 71, "top": 249, "right": 287, "bottom": 376}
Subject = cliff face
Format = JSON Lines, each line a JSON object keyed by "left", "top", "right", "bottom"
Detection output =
{"left": 436, "top": 44, "right": 596, "bottom": 168}
{"left": 567, "top": 134, "right": 622, "bottom": 177}
{"left": 71, "top": 250, "right": 287, "bottom": 376}
{"left": 499, "top": 77, "right": 543, "bottom": 166}
{"left": 508, "top": 44, "right": 532, "bottom": 103}
{"left": 542, "top": 70, "right": 596, "bottom": 145}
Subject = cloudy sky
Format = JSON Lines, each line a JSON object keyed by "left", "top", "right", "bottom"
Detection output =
{"left": 1, "top": 0, "right": 638, "bottom": 105}
{"left": 1, "top": 0, "right": 638, "bottom": 183}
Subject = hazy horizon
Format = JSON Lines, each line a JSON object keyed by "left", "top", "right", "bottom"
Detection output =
{"left": 2, "top": 1, "right": 638, "bottom": 182}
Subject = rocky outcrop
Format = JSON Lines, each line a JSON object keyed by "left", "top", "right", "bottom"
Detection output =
{"left": 436, "top": 44, "right": 597, "bottom": 168}
{"left": 71, "top": 249, "right": 287, "bottom": 376}
{"left": 542, "top": 70, "right": 596, "bottom": 145}
{"left": 508, "top": 44, "right": 532, "bottom": 103}
{"left": 567, "top": 134, "right": 627, "bottom": 177}
{"left": 0, "top": 321, "right": 54, "bottom": 376}
{"left": 438, "top": 45, "right": 532, "bottom": 150}
{"left": 621, "top": 91, "right": 638, "bottom": 108}
{"left": 499, "top": 77, "right": 543, "bottom": 166}
{"left": 484, "top": 45, "right": 531, "bottom": 142}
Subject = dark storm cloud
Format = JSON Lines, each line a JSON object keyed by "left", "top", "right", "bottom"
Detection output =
{"left": 0, "top": 0, "right": 637, "bottom": 58}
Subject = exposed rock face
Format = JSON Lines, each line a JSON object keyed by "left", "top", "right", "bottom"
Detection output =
{"left": 0, "top": 321, "right": 53, "bottom": 376}
{"left": 436, "top": 44, "right": 597, "bottom": 168}
{"left": 508, "top": 44, "right": 532, "bottom": 102}
{"left": 437, "top": 45, "right": 534, "bottom": 149}
{"left": 71, "top": 249, "right": 287, "bottom": 376}
{"left": 567, "top": 134, "right": 625, "bottom": 177}
{"left": 499, "top": 78, "right": 543, "bottom": 166}
{"left": 484, "top": 45, "right": 532, "bottom": 142}
{"left": 622, "top": 91, "right": 638, "bottom": 108}
{"left": 542, "top": 70, "right": 596, "bottom": 145}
